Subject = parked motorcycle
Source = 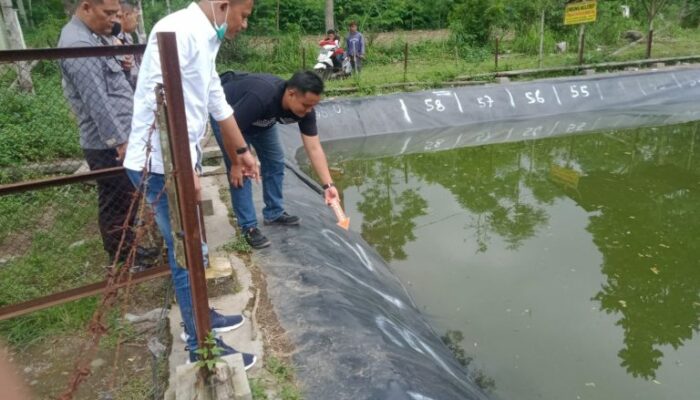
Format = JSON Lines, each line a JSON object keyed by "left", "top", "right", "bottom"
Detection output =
{"left": 314, "top": 43, "right": 352, "bottom": 80}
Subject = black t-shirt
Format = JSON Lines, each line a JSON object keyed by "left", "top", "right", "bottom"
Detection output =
{"left": 220, "top": 72, "right": 318, "bottom": 136}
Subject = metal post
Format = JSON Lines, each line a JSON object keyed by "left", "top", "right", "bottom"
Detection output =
{"left": 403, "top": 43, "right": 408, "bottom": 82}
{"left": 302, "top": 46, "right": 306, "bottom": 70}
{"left": 156, "top": 32, "right": 212, "bottom": 361}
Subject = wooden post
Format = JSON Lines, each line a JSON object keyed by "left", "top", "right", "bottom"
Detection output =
{"left": 302, "top": 46, "right": 306, "bottom": 70}
{"left": 403, "top": 42, "right": 408, "bottom": 82}
{"left": 276, "top": 0, "right": 280, "bottom": 32}
{"left": 494, "top": 37, "right": 499, "bottom": 71}
{"left": 646, "top": 24, "right": 654, "bottom": 59}
{"left": 538, "top": 9, "right": 545, "bottom": 69}
{"left": 577, "top": 24, "right": 586, "bottom": 65}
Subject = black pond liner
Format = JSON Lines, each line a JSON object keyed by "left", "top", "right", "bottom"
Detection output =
{"left": 253, "top": 66, "right": 700, "bottom": 400}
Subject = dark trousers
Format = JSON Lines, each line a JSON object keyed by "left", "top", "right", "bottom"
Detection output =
{"left": 349, "top": 55, "right": 362, "bottom": 72}
{"left": 83, "top": 148, "right": 136, "bottom": 261}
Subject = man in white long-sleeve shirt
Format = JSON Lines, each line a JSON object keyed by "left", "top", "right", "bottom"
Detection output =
{"left": 123, "top": 0, "right": 257, "bottom": 368}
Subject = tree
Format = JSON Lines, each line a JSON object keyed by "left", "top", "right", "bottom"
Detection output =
{"left": 0, "top": 0, "right": 33, "bottom": 92}
{"left": 636, "top": 0, "right": 674, "bottom": 58}
{"left": 325, "top": 0, "right": 334, "bottom": 30}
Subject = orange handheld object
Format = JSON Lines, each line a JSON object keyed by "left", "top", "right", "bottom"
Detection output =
{"left": 329, "top": 198, "right": 350, "bottom": 230}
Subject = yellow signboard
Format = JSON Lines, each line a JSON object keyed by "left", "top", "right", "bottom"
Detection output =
{"left": 564, "top": 0, "right": 597, "bottom": 25}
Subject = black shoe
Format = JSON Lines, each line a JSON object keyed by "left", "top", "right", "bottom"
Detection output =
{"left": 263, "top": 212, "right": 301, "bottom": 226}
{"left": 243, "top": 227, "right": 271, "bottom": 249}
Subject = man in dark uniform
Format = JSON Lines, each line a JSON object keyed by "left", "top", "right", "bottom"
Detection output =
{"left": 211, "top": 70, "right": 339, "bottom": 248}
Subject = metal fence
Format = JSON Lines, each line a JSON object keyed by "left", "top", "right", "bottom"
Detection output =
{"left": 0, "top": 44, "right": 174, "bottom": 322}
{"left": 0, "top": 36, "right": 215, "bottom": 397}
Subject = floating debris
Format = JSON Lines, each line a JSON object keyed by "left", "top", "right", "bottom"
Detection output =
{"left": 619, "top": 300, "right": 627, "bottom": 308}
{"left": 650, "top": 266, "right": 660, "bottom": 275}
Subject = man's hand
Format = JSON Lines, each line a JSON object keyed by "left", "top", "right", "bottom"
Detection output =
{"left": 193, "top": 173, "right": 202, "bottom": 201}
{"left": 324, "top": 186, "right": 339, "bottom": 205}
{"left": 121, "top": 55, "right": 134, "bottom": 71}
{"left": 229, "top": 163, "right": 245, "bottom": 188}
{"left": 238, "top": 151, "right": 260, "bottom": 182}
{"left": 116, "top": 142, "right": 128, "bottom": 161}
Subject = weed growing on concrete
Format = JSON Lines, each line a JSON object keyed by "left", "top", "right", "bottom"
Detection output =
{"left": 222, "top": 235, "right": 252, "bottom": 254}
{"left": 194, "top": 331, "right": 223, "bottom": 372}
{"left": 249, "top": 378, "right": 268, "bottom": 399}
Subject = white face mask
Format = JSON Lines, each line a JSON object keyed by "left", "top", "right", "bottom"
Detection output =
{"left": 209, "top": 1, "right": 229, "bottom": 41}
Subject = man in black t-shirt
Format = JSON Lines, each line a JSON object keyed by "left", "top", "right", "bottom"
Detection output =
{"left": 211, "top": 71, "right": 339, "bottom": 248}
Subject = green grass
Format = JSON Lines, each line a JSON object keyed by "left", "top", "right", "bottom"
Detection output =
{"left": 0, "top": 184, "right": 109, "bottom": 346}
{"left": 216, "top": 24, "right": 699, "bottom": 97}
{"left": 250, "top": 378, "right": 268, "bottom": 400}
{"left": 0, "top": 72, "right": 81, "bottom": 171}
{"left": 249, "top": 356, "right": 303, "bottom": 400}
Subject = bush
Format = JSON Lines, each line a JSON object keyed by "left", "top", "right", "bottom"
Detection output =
{"left": 449, "top": 0, "right": 505, "bottom": 48}
{"left": 0, "top": 76, "right": 80, "bottom": 168}
{"left": 511, "top": 25, "right": 557, "bottom": 55}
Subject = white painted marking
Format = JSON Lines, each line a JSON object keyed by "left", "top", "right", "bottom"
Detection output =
{"left": 453, "top": 92, "right": 464, "bottom": 113}
{"left": 595, "top": 82, "right": 604, "bottom": 100}
{"left": 399, "top": 99, "right": 413, "bottom": 123}
{"left": 505, "top": 88, "right": 516, "bottom": 108}
{"left": 452, "top": 134, "right": 463, "bottom": 149}
{"left": 399, "top": 137, "right": 411, "bottom": 154}
{"left": 547, "top": 121, "right": 561, "bottom": 136}
{"left": 618, "top": 81, "right": 626, "bottom": 93}
{"left": 636, "top": 80, "right": 647, "bottom": 96}
{"left": 671, "top": 73, "right": 682, "bottom": 88}
{"left": 432, "top": 90, "right": 452, "bottom": 96}
{"left": 552, "top": 86, "right": 562, "bottom": 105}
{"left": 505, "top": 127, "right": 514, "bottom": 140}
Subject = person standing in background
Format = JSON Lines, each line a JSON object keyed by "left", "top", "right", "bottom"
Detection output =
{"left": 114, "top": 0, "right": 142, "bottom": 88}
{"left": 58, "top": 0, "right": 157, "bottom": 268}
{"left": 346, "top": 20, "right": 365, "bottom": 72}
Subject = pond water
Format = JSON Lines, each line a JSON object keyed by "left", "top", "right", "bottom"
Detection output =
{"left": 331, "top": 121, "right": 700, "bottom": 400}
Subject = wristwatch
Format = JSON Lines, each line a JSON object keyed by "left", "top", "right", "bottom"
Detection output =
{"left": 236, "top": 146, "right": 249, "bottom": 155}
{"left": 322, "top": 182, "right": 335, "bottom": 190}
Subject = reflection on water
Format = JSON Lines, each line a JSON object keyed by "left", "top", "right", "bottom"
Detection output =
{"left": 330, "top": 122, "right": 700, "bottom": 399}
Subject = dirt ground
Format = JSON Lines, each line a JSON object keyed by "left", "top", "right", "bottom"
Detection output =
{"left": 4, "top": 252, "right": 298, "bottom": 400}
{"left": 7, "top": 278, "right": 173, "bottom": 400}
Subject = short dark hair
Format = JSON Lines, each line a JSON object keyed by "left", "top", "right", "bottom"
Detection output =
{"left": 287, "top": 71, "right": 324, "bottom": 95}
{"left": 348, "top": 20, "right": 358, "bottom": 27}
{"left": 326, "top": 29, "right": 336, "bottom": 35}
{"left": 120, "top": 0, "right": 138, "bottom": 11}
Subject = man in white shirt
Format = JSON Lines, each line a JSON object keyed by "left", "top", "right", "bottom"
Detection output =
{"left": 123, "top": 0, "right": 257, "bottom": 368}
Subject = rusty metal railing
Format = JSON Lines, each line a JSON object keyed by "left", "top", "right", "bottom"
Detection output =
{"left": 156, "top": 31, "right": 212, "bottom": 353}
{"left": 0, "top": 44, "right": 172, "bottom": 321}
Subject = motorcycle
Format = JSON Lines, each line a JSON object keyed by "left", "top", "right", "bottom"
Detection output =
{"left": 313, "top": 43, "right": 352, "bottom": 80}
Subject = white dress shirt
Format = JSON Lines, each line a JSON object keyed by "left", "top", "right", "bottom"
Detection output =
{"left": 124, "top": 2, "right": 233, "bottom": 174}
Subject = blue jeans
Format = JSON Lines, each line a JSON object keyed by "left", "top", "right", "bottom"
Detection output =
{"left": 126, "top": 169, "right": 198, "bottom": 351}
{"left": 211, "top": 118, "right": 285, "bottom": 230}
